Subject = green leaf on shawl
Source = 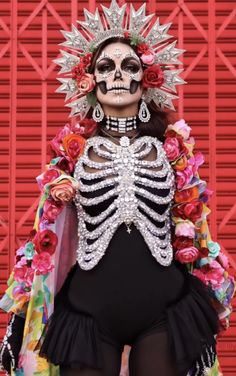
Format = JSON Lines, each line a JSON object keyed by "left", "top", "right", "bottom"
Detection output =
{"left": 35, "top": 290, "right": 44, "bottom": 307}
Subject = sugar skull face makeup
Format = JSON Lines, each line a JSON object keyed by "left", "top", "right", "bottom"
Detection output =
{"left": 94, "top": 42, "right": 144, "bottom": 108}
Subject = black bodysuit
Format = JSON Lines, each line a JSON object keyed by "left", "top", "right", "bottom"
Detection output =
{"left": 40, "top": 139, "right": 219, "bottom": 376}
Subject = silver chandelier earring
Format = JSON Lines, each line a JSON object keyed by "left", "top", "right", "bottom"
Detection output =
{"left": 92, "top": 102, "right": 104, "bottom": 122}
{"left": 138, "top": 99, "right": 151, "bottom": 123}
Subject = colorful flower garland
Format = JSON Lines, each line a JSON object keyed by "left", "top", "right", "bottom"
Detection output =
{"left": 163, "top": 119, "right": 236, "bottom": 332}
{"left": 1, "top": 118, "right": 235, "bottom": 335}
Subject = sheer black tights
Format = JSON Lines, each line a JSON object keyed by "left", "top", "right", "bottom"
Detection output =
{"left": 60, "top": 331, "right": 178, "bottom": 376}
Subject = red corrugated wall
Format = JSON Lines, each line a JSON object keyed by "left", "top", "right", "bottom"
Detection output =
{"left": 0, "top": 0, "right": 236, "bottom": 374}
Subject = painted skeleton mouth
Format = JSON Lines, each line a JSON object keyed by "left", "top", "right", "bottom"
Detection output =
{"left": 107, "top": 84, "right": 130, "bottom": 92}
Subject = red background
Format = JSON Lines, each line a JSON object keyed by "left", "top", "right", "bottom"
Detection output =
{"left": 0, "top": 0, "right": 236, "bottom": 374}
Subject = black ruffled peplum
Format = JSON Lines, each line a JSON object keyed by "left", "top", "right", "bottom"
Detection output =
{"left": 39, "top": 264, "right": 103, "bottom": 370}
{"left": 165, "top": 269, "right": 220, "bottom": 375}
{"left": 39, "top": 261, "right": 220, "bottom": 374}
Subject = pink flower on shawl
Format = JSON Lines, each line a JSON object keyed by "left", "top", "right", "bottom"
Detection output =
{"left": 176, "top": 167, "right": 193, "bottom": 189}
{"left": 206, "top": 261, "right": 225, "bottom": 289}
{"left": 217, "top": 251, "right": 229, "bottom": 270}
{"left": 49, "top": 123, "right": 72, "bottom": 157}
{"left": 200, "top": 187, "right": 214, "bottom": 204}
{"left": 42, "top": 199, "right": 63, "bottom": 223}
{"left": 163, "top": 137, "right": 181, "bottom": 161}
{"left": 193, "top": 261, "right": 225, "bottom": 289}
{"left": 49, "top": 177, "right": 79, "bottom": 203}
{"left": 192, "top": 268, "right": 208, "bottom": 285}
{"left": 13, "top": 262, "right": 34, "bottom": 287}
{"left": 175, "top": 219, "right": 195, "bottom": 238}
{"left": 32, "top": 252, "right": 54, "bottom": 275}
{"left": 187, "top": 152, "right": 204, "bottom": 175}
{"left": 175, "top": 246, "right": 199, "bottom": 263}
{"left": 166, "top": 119, "right": 191, "bottom": 140}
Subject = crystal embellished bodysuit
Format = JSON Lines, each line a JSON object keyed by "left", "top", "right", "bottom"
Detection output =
{"left": 67, "top": 134, "right": 188, "bottom": 347}
{"left": 40, "top": 135, "right": 219, "bottom": 374}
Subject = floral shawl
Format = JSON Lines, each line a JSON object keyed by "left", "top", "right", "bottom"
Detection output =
{"left": 0, "top": 118, "right": 235, "bottom": 376}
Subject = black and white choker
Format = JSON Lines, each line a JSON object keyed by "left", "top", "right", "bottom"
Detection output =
{"left": 105, "top": 115, "right": 137, "bottom": 133}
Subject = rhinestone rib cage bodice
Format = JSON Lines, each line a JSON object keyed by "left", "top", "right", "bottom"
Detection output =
{"left": 73, "top": 135, "right": 176, "bottom": 270}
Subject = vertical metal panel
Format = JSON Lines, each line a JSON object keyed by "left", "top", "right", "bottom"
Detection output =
{"left": 0, "top": 0, "right": 235, "bottom": 374}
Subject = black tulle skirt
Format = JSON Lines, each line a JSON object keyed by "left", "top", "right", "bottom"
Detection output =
{"left": 39, "top": 263, "right": 219, "bottom": 375}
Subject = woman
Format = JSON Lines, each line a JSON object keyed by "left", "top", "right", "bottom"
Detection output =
{"left": 0, "top": 2, "right": 235, "bottom": 376}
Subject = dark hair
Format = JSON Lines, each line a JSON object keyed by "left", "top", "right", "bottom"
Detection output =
{"left": 86, "top": 37, "right": 177, "bottom": 141}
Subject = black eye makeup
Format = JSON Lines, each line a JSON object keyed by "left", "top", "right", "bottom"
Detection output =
{"left": 96, "top": 58, "right": 115, "bottom": 73}
{"left": 121, "top": 57, "right": 141, "bottom": 74}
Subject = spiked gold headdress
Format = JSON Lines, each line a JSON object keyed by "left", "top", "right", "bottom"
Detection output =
{"left": 54, "top": 0, "right": 186, "bottom": 119}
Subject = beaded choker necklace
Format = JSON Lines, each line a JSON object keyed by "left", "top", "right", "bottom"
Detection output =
{"left": 104, "top": 115, "right": 137, "bottom": 133}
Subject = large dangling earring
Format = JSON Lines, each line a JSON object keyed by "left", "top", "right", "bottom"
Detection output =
{"left": 138, "top": 99, "right": 151, "bottom": 123}
{"left": 92, "top": 102, "right": 104, "bottom": 122}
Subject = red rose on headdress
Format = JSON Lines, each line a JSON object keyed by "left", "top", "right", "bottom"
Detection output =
{"left": 142, "top": 64, "right": 164, "bottom": 88}
{"left": 72, "top": 63, "right": 86, "bottom": 81}
{"left": 137, "top": 43, "right": 150, "bottom": 55}
{"left": 80, "top": 53, "right": 93, "bottom": 68}
{"left": 33, "top": 229, "right": 58, "bottom": 255}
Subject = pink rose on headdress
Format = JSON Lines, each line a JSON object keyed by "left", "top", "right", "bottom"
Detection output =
{"left": 175, "top": 219, "right": 195, "bottom": 238}
{"left": 49, "top": 177, "right": 79, "bottom": 203}
{"left": 33, "top": 229, "right": 58, "bottom": 255}
{"left": 77, "top": 73, "right": 95, "bottom": 94}
{"left": 142, "top": 64, "right": 164, "bottom": 88}
{"left": 163, "top": 137, "right": 180, "bottom": 161}
{"left": 32, "top": 252, "right": 54, "bottom": 276}
{"left": 140, "top": 52, "right": 155, "bottom": 65}
{"left": 176, "top": 167, "right": 193, "bottom": 189}
{"left": 166, "top": 119, "right": 192, "bottom": 140}
{"left": 42, "top": 199, "right": 63, "bottom": 223}
{"left": 175, "top": 246, "right": 199, "bottom": 263}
